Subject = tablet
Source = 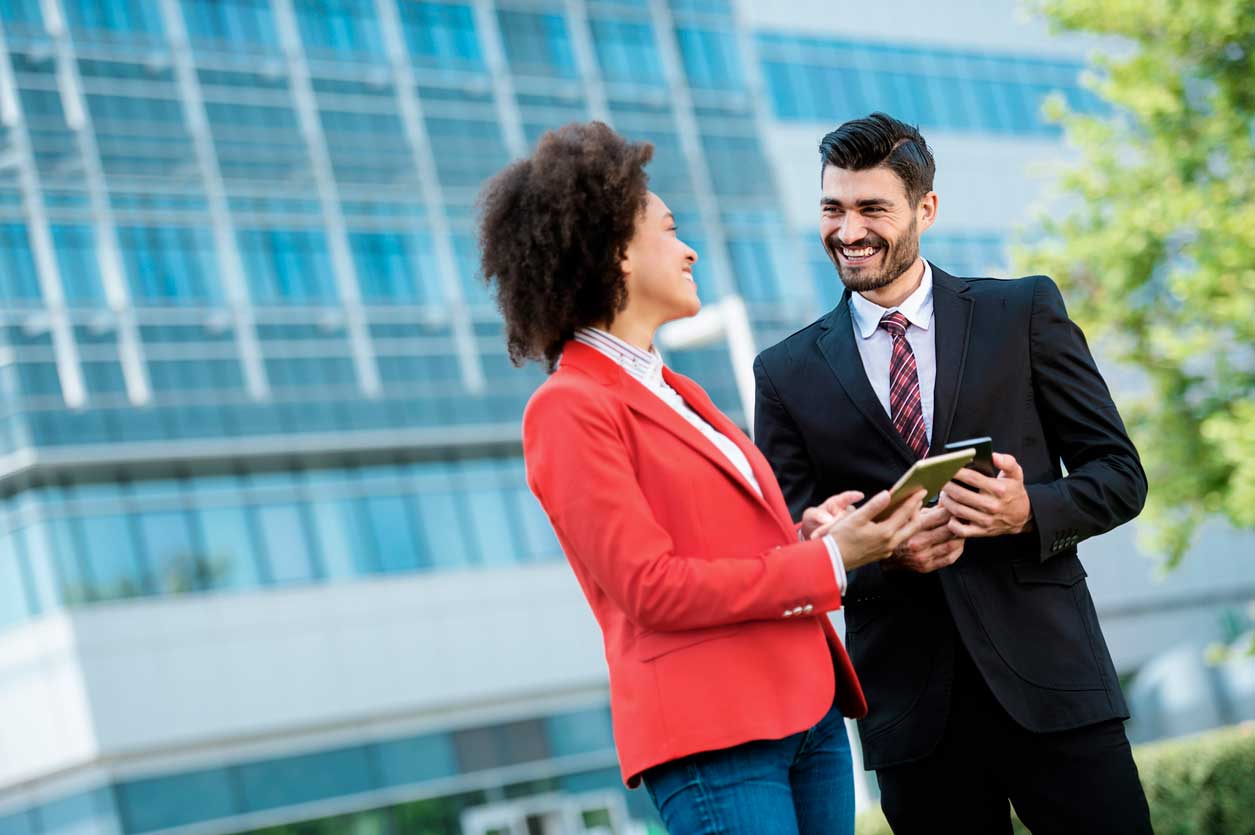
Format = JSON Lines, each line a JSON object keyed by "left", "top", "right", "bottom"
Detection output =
{"left": 872, "top": 448, "right": 976, "bottom": 522}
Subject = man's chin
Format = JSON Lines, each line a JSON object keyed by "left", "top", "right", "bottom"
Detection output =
{"left": 838, "top": 268, "right": 895, "bottom": 293}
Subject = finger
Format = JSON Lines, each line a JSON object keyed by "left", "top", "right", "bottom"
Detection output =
{"left": 882, "top": 490, "right": 926, "bottom": 530}
{"left": 939, "top": 492, "right": 995, "bottom": 525}
{"left": 940, "top": 483, "right": 999, "bottom": 514}
{"left": 824, "top": 490, "right": 864, "bottom": 513}
{"left": 992, "top": 452, "right": 1023, "bottom": 481}
{"left": 886, "top": 499, "right": 929, "bottom": 549}
{"left": 950, "top": 467, "right": 1000, "bottom": 494}
{"left": 948, "top": 517, "right": 985, "bottom": 539}
{"left": 923, "top": 541, "right": 965, "bottom": 570}
{"left": 916, "top": 505, "right": 952, "bottom": 530}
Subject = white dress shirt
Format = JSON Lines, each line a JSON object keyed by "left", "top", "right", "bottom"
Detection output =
{"left": 573, "top": 328, "right": 846, "bottom": 593}
{"left": 848, "top": 259, "right": 937, "bottom": 444}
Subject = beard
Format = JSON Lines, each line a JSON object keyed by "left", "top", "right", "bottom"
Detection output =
{"left": 826, "top": 217, "right": 920, "bottom": 293}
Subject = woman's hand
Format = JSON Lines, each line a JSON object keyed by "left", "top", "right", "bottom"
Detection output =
{"left": 815, "top": 489, "right": 928, "bottom": 572}
{"left": 799, "top": 491, "right": 865, "bottom": 541}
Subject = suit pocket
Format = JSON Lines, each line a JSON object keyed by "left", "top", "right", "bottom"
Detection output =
{"left": 1010, "top": 554, "right": 1085, "bottom": 586}
{"left": 633, "top": 624, "right": 741, "bottom": 661}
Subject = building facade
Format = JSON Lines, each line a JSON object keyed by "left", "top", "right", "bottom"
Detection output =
{"left": 0, "top": 1, "right": 1251, "bottom": 834}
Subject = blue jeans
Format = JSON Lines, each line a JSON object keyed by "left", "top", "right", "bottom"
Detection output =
{"left": 641, "top": 699, "right": 855, "bottom": 835}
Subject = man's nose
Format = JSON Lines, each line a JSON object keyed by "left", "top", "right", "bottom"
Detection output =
{"left": 838, "top": 216, "right": 866, "bottom": 244}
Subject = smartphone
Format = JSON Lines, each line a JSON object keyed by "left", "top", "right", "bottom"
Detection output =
{"left": 872, "top": 448, "right": 975, "bottom": 522}
{"left": 944, "top": 436, "right": 996, "bottom": 478}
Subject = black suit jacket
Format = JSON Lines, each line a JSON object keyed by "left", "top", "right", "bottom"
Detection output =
{"left": 753, "top": 265, "right": 1147, "bottom": 769}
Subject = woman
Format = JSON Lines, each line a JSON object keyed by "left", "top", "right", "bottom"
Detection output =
{"left": 478, "top": 122, "right": 924, "bottom": 835}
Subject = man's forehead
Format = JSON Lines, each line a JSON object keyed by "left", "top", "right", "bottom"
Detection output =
{"left": 821, "top": 164, "right": 906, "bottom": 202}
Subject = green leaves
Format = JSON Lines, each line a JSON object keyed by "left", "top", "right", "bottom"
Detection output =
{"left": 1019, "top": 0, "right": 1255, "bottom": 564}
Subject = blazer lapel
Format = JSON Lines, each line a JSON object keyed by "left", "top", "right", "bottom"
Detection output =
{"left": 561, "top": 342, "right": 781, "bottom": 520}
{"left": 816, "top": 296, "right": 918, "bottom": 467}
{"left": 928, "top": 265, "right": 974, "bottom": 454}
{"left": 665, "top": 369, "right": 799, "bottom": 537}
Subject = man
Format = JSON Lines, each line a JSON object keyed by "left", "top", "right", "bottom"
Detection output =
{"left": 753, "top": 113, "right": 1152, "bottom": 833}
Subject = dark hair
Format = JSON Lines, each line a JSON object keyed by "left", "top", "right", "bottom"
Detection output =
{"left": 477, "top": 121, "right": 653, "bottom": 371}
{"left": 818, "top": 112, "right": 935, "bottom": 205}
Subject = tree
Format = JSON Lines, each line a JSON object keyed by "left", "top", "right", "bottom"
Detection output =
{"left": 1017, "top": 0, "right": 1255, "bottom": 599}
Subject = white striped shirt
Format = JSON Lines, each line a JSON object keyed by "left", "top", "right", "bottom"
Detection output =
{"left": 573, "top": 328, "right": 846, "bottom": 593}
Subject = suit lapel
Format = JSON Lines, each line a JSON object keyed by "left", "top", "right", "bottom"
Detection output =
{"left": 928, "top": 265, "right": 974, "bottom": 454}
{"left": 816, "top": 296, "right": 918, "bottom": 467}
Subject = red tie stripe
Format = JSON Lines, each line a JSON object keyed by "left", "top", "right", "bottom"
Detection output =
{"left": 879, "top": 311, "right": 930, "bottom": 459}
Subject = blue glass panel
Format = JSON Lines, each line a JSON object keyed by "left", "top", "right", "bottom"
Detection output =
{"left": 349, "top": 231, "right": 421, "bottom": 303}
{"left": 134, "top": 510, "right": 205, "bottom": 594}
{"left": 457, "top": 460, "right": 521, "bottom": 568}
{"left": 374, "top": 733, "right": 458, "bottom": 787}
{"left": 238, "top": 229, "right": 339, "bottom": 303}
{"left": 118, "top": 226, "right": 220, "bottom": 305}
{"left": 117, "top": 767, "right": 238, "bottom": 833}
{"left": 0, "top": 532, "right": 34, "bottom": 630}
{"left": 44, "top": 517, "right": 92, "bottom": 605}
{"left": 305, "top": 497, "right": 362, "bottom": 579}
{"left": 34, "top": 788, "right": 112, "bottom": 835}
{"left": 497, "top": 11, "right": 578, "bottom": 78}
{"left": 253, "top": 503, "right": 319, "bottom": 583}
{"left": 63, "top": 0, "right": 164, "bottom": 36}
{"left": 180, "top": 0, "right": 280, "bottom": 51}
{"left": 19, "top": 523, "right": 64, "bottom": 612}
{"left": 195, "top": 506, "right": 264, "bottom": 590}
{"left": 727, "top": 238, "right": 779, "bottom": 303}
{"left": 410, "top": 489, "right": 475, "bottom": 569}
{"left": 545, "top": 706, "right": 615, "bottom": 758}
{"left": 400, "top": 2, "right": 484, "bottom": 70}
{"left": 236, "top": 746, "right": 375, "bottom": 813}
{"left": 293, "top": 0, "right": 384, "bottom": 59}
{"left": 51, "top": 225, "right": 104, "bottom": 305}
{"left": 356, "top": 494, "right": 422, "bottom": 573}
{"left": 675, "top": 28, "right": 742, "bottom": 90}
{"left": 0, "top": 0, "right": 42, "bottom": 28}
{"left": 589, "top": 20, "right": 663, "bottom": 85}
{"left": 0, "top": 807, "right": 34, "bottom": 835}
{"left": 0, "top": 224, "right": 42, "bottom": 302}
{"left": 76, "top": 515, "right": 148, "bottom": 600}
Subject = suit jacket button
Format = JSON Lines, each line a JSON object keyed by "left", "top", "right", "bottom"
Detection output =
{"left": 803, "top": 604, "right": 814, "bottom": 614}
{"left": 783, "top": 610, "right": 794, "bottom": 618}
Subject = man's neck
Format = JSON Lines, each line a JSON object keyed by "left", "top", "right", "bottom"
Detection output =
{"left": 859, "top": 258, "right": 925, "bottom": 309}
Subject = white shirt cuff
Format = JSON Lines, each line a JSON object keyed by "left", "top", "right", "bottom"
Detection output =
{"left": 821, "top": 533, "right": 847, "bottom": 594}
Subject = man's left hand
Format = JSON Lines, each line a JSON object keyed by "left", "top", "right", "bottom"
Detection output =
{"left": 940, "top": 452, "right": 1033, "bottom": 538}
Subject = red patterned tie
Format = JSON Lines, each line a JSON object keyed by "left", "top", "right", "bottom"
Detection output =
{"left": 879, "top": 311, "right": 930, "bottom": 459}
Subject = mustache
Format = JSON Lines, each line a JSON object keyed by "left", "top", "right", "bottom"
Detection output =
{"left": 827, "top": 233, "right": 890, "bottom": 251}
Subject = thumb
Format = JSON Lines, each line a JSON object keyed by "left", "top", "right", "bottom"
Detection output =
{"left": 993, "top": 452, "right": 1022, "bottom": 480}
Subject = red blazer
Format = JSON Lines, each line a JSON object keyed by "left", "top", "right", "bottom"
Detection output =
{"left": 523, "top": 340, "right": 867, "bottom": 785}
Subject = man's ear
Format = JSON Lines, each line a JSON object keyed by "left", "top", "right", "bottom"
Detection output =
{"left": 917, "top": 191, "right": 939, "bottom": 233}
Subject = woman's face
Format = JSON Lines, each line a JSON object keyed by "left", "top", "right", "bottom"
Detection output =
{"left": 622, "top": 192, "right": 700, "bottom": 324}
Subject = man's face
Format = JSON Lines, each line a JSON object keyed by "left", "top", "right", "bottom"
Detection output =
{"left": 819, "top": 164, "right": 931, "bottom": 293}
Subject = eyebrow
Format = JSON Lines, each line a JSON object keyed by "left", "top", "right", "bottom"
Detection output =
{"left": 820, "top": 197, "right": 893, "bottom": 208}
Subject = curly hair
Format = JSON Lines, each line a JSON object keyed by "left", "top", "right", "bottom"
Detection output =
{"left": 477, "top": 121, "right": 654, "bottom": 371}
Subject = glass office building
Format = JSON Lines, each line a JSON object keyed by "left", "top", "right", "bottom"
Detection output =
{"left": 0, "top": 2, "right": 1250, "bottom": 834}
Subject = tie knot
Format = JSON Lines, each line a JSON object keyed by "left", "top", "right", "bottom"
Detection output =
{"left": 879, "top": 311, "right": 909, "bottom": 339}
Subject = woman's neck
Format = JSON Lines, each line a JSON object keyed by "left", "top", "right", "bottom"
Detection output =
{"left": 596, "top": 314, "right": 657, "bottom": 354}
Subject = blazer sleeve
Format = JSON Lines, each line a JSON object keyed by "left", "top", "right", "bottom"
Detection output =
{"left": 523, "top": 384, "right": 842, "bottom": 633}
{"left": 753, "top": 354, "right": 821, "bottom": 522}
{"left": 1024, "top": 275, "right": 1149, "bottom": 561}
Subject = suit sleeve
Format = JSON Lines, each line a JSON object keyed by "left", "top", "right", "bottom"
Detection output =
{"left": 523, "top": 385, "right": 842, "bottom": 633}
{"left": 1024, "top": 275, "right": 1148, "bottom": 561}
{"left": 753, "top": 354, "right": 821, "bottom": 522}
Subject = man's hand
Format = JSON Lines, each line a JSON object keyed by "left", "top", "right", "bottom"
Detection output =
{"left": 814, "top": 489, "right": 928, "bottom": 572}
{"left": 800, "top": 491, "right": 864, "bottom": 541}
{"left": 884, "top": 506, "right": 965, "bottom": 573}
{"left": 940, "top": 452, "right": 1033, "bottom": 539}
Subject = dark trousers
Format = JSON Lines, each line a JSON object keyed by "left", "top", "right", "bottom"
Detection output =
{"left": 876, "top": 642, "right": 1152, "bottom": 835}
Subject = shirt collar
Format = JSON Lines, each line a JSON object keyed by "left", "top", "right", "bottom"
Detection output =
{"left": 849, "top": 259, "right": 934, "bottom": 340}
{"left": 573, "top": 327, "right": 665, "bottom": 386}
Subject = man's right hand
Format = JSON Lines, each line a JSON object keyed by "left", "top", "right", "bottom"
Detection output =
{"left": 885, "top": 506, "right": 965, "bottom": 573}
{"left": 815, "top": 489, "right": 927, "bottom": 572}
